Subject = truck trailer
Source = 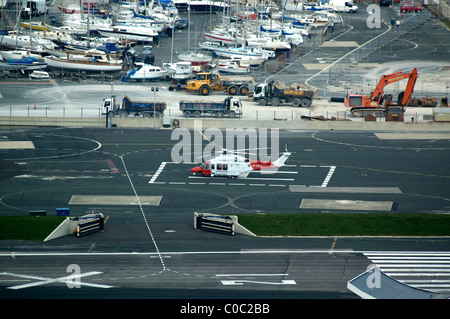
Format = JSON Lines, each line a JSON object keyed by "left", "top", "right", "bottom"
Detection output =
{"left": 179, "top": 97, "right": 242, "bottom": 118}
{"left": 102, "top": 95, "right": 166, "bottom": 118}
{"left": 186, "top": 72, "right": 255, "bottom": 96}
{"left": 253, "top": 81, "right": 316, "bottom": 107}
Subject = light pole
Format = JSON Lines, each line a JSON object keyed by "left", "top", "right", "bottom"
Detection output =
{"left": 151, "top": 86, "right": 159, "bottom": 128}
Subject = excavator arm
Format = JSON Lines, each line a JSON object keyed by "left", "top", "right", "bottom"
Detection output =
{"left": 399, "top": 68, "right": 418, "bottom": 105}
{"left": 369, "top": 68, "right": 418, "bottom": 106}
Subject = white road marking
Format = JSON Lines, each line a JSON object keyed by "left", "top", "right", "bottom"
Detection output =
{"left": 221, "top": 280, "right": 296, "bottom": 286}
{"left": 149, "top": 162, "right": 167, "bottom": 184}
{"left": 0, "top": 271, "right": 113, "bottom": 290}
{"left": 216, "top": 273, "right": 289, "bottom": 277}
{"left": 364, "top": 252, "right": 450, "bottom": 293}
{"left": 321, "top": 166, "right": 336, "bottom": 187}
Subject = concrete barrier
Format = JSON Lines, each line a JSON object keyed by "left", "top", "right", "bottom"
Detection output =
{"left": 0, "top": 116, "right": 105, "bottom": 127}
{"left": 1, "top": 116, "right": 450, "bottom": 131}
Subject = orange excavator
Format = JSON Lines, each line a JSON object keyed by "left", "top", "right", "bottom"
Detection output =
{"left": 344, "top": 68, "right": 418, "bottom": 117}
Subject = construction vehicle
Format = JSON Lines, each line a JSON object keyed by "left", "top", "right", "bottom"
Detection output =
{"left": 179, "top": 97, "right": 242, "bottom": 118}
{"left": 344, "top": 68, "right": 418, "bottom": 118}
{"left": 185, "top": 72, "right": 254, "bottom": 96}
{"left": 101, "top": 95, "right": 166, "bottom": 118}
{"left": 253, "top": 81, "right": 316, "bottom": 107}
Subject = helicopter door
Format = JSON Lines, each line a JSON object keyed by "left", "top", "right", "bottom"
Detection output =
{"left": 202, "top": 163, "right": 212, "bottom": 176}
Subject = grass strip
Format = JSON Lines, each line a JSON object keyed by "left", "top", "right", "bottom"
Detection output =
{"left": 236, "top": 213, "right": 450, "bottom": 237}
{"left": 0, "top": 216, "right": 66, "bottom": 241}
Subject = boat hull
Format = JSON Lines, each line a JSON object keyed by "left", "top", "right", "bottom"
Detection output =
{"left": 44, "top": 56, "right": 122, "bottom": 72}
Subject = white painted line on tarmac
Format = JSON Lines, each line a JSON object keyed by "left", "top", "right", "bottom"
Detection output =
{"left": 321, "top": 166, "right": 336, "bottom": 187}
{"left": 149, "top": 162, "right": 167, "bottom": 184}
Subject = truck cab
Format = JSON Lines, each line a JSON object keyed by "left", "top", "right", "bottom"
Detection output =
{"left": 253, "top": 83, "right": 267, "bottom": 99}
{"left": 101, "top": 96, "right": 119, "bottom": 115}
{"left": 186, "top": 72, "right": 214, "bottom": 95}
{"left": 226, "top": 97, "right": 243, "bottom": 117}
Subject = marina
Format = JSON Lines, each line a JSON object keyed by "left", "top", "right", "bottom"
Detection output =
{"left": 0, "top": 0, "right": 340, "bottom": 80}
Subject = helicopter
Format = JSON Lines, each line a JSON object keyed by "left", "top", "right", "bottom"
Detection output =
{"left": 190, "top": 144, "right": 291, "bottom": 179}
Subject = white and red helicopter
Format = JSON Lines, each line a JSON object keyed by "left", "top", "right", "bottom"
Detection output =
{"left": 190, "top": 145, "right": 291, "bottom": 179}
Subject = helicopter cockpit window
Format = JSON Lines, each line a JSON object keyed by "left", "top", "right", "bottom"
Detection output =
{"left": 199, "top": 163, "right": 205, "bottom": 169}
{"left": 205, "top": 164, "right": 210, "bottom": 170}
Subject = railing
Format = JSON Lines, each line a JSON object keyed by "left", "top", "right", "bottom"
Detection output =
{"left": 0, "top": 103, "right": 434, "bottom": 123}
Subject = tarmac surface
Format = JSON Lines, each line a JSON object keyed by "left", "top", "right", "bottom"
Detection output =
{"left": 0, "top": 2, "right": 450, "bottom": 309}
{"left": 0, "top": 127, "right": 449, "bottom": 304}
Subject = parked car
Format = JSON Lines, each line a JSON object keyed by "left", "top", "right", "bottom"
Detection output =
{"left": 400, "top": 4, "right": 423, "bottom": 12}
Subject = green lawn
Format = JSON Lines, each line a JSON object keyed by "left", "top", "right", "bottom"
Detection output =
{"left": 0, "top": 216, "right": 66, "bottom": 241}
{"left": 236, "top": 213, "right": 450, "bottom": 237}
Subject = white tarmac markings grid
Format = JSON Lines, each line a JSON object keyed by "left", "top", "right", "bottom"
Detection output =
{"left": 364, "top": 252, "right": 450, "bottom": 293}
{"left": 69, "top": 195, "right": 162, "bottom": 206}
{"left": 148, "top": 162, "right": 333, "bottom": 188}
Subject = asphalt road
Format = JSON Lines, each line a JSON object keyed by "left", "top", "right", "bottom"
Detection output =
{"left": 0, "top": 3, "right": 450, "bottom": 310}
{"left": 0, "top": 127, "right": 449, "bottom": 305}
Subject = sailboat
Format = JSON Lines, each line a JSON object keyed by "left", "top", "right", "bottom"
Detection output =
{"left": 44, "top": 49, "right": 123, "bottom": 72}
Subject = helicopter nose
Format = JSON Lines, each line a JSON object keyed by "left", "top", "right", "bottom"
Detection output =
{"left": 191, "top": 166, "right": 202, "bottom": 174}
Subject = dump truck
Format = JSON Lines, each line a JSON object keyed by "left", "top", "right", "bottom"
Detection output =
{"left": 101, "top": 95, "right": 166, "bottom": 118}
{"left": 179, "top": 97, "right": 242, "bottom": 118}
{"left": 186, "top": 72, "right": 254, "bottom": 96}
{"left": 253, "top": 81, "right": 316, "bottom": 107}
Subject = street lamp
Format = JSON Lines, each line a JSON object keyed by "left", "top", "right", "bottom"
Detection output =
{"left": 151, "top": 86, "right": 159, "bottom": 128}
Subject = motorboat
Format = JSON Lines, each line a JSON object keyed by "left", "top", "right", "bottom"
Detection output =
{"left": 163, "top": 62, "right": 190, "bottom": 80}
{"left": 163, "top": 61, "right": 194, "bottom": 81}
{"left": 198, "top": 41, "right": 225, "bottom": 52}
{"left": 222, "top": 55, "right": 266, "bottom": 67}
{"left": 0, "top": 33, "right": 58, "bottom": 52}
{"left": 0, "top": 50, "right": 43, "bottom": 61}
{"left": 62, "top": 14, "right": 113, "bottom": 31}
{"left": 127, "top": 63, "right": 168, "bottom": 81}
{"left": 217, "top": 60, "right": 251, "bottom": 74}
{"left": 29, "top": 70, "right": 50, "bottom": 79}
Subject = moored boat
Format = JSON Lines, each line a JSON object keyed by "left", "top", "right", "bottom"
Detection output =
{"left": 127, "top": 63, "right": 167, "bottom": 81}
{"left": 44, "top": 50, "right": 123, "bottom": 72}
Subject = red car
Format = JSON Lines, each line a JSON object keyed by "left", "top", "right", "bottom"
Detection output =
{"left": 400, "top": 4, "right": 423, "bottom": 12}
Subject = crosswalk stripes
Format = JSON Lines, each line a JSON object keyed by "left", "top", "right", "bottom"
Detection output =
{"left": 363, "top": 252, "right": 450, "bottom": 294}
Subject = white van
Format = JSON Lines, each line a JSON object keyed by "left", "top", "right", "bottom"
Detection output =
{"left": 329, "top": 0, "right": 359, "bottom": 13}
{"left": 21, "top": 0, "right": 47, "bottom": 18}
